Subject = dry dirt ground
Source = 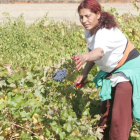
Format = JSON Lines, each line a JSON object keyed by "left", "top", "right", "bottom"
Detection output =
{"left": 0, "top": 3, "right": 140, "bottom": 25}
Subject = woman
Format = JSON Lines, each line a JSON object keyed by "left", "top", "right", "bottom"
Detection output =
{"left": 72, "top": 0, "right": 140, "bottom": 139}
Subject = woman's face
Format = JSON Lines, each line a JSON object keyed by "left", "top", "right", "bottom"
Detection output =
{"left": 79, "top": 8, "right": 100, "bottom": 34}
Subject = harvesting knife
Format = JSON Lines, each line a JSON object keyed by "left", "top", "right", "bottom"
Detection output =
{"left": 69, "top": 81, "right": 89, "bottom": 89}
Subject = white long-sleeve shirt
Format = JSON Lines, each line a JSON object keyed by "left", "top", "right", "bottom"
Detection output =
{"left": 85, "top": 27, "right": 130, "bottom": 87}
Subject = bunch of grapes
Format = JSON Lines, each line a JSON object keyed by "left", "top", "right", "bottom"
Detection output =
{"left": 52, "top": 68, "right": 67, "bottom": 82}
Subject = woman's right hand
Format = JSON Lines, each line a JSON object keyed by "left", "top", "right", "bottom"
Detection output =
{"left": 75, "top": 74, "right": 87, "bottom": 84}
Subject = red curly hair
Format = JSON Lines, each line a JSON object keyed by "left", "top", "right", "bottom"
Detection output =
{"left": 77, "top": 0, "right": 117, "bottom": 34}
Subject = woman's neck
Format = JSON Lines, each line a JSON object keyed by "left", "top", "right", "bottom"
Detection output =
{"left": 90, "top": 29, "right": 95, "bottom": 36}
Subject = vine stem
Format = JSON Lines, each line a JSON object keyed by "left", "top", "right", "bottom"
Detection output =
{"left": 0, "top": 121, "right": 42, "bottom": 139}
{"left": 93, "top": 125, "right": 107, "bottom": 129}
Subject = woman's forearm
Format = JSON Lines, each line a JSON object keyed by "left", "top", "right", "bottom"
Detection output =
{"left": 72, "top": 48, "right": 104, "bottom": 71}
{"left": 85, "top": 48, "right": 104, "bottom": 62}
{"left": 82, "top": 61, "right": 95, "bottom": 76}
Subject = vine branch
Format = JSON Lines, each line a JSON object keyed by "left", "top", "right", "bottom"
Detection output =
{"left": 0, "top": 121, "right": 42, "bottom": 139}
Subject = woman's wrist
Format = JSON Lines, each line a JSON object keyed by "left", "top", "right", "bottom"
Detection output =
{"left": 83, "top": 53, "right": 89, "bottom": 62}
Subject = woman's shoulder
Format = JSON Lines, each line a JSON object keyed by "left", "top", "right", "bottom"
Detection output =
{"left": 96, "top": 27, "right": 125, "bottom": 40}
{"left": 96, "top": 27, "right": 121, "bottom": 35}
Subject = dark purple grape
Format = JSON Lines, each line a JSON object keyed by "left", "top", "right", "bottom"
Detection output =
{"left": 52, "top": 68, "right": 67, "bottom": 82}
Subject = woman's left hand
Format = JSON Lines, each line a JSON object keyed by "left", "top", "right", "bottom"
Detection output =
{"left": 72, "top": 54, "right": 88, "bottom": 71}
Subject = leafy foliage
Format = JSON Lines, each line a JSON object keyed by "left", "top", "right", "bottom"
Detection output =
{"left": 0, "top": 4, "right": 140, "bottom": 139}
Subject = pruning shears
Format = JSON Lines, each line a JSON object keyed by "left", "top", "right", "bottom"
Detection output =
{"left": 69, "top": 81, "right": 89, "bottom": 89}
{"left": 70, "top": 56, "right": 89, "bottom": 89}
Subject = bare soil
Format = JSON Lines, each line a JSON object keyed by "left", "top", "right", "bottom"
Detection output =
{"left": 0, "top": 3, "right": 140, "bottom": 25}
